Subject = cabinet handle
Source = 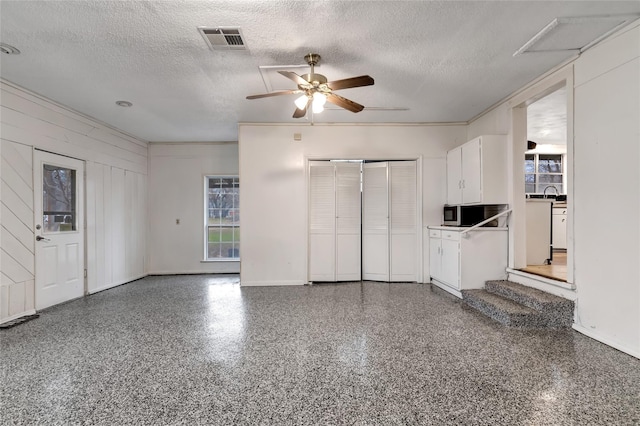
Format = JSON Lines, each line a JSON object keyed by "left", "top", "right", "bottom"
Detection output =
{"left": 562, "top": 218, "right": 565, "bottom": 222}
{"left": 461, "top": 180, "right": 465, "bottom": 189}
{"left": 458, "top": 180, "right": 462, "bottom": 189}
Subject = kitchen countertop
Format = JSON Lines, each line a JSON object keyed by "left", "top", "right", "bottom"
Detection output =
{"left": 526, "top": 198, "right": 553, "bottom": 203}
{"left": 427, "top": 225, "right": 508, "bottom": 231}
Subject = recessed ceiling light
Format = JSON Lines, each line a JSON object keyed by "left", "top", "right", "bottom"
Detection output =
{"left": 0, "top": 43, "right": 20, "bottom": 55}
{"left": 115, "top": 100, "right": 133, "bottom": 107}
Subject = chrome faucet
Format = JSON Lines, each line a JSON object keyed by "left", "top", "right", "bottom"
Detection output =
{"left": 543, "top": 185, "right": 558, "bottom": 198}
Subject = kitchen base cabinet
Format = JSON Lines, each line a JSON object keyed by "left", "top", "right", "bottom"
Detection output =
{"left": 526, "top": 199, "right": 552, "bottom": 265}
{"left": 552, "top": 206, "right": 567, "bottom": 250}
{"left": 428, "top": 226, "right": 508, "bottom": 298}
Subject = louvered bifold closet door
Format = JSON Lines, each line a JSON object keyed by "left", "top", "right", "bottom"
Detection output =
{"left": 389, "top": 161, "right": 417, "bottom": 282}
{"left": 335, "top": 163, "right": 362, "bottom": 281}
{"left": 362, "top": 162, "right": 390, "bottom": 281}
{"left": 309, "top": 162, "right": 336, "bottom": 281}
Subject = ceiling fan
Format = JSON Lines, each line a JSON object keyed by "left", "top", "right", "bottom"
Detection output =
{"left": 246, "top": 53, "right": 374, "bottom": 118}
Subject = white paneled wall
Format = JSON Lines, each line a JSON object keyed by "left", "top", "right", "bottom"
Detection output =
{"left": 0, "top": 79, "right": 148, "bottom": 323}
{"left": 86, "top": 164, "right": 147, "bottom": 294}
{"left": 572, "top": 22, "right": 640, "bottom": 357}
{"left": 0, "top": 140, "right": 35, "bottom": 321}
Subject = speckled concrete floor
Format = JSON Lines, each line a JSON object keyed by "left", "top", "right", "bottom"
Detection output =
{"left": 1, "top": 275, "right": 639, "bottom": 425}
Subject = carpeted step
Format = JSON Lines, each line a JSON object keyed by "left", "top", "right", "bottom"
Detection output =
{"left": 485, "top": 280, "right": 574, "bottom": 328}
{"left": 461, "top": 290, "right": 550, "bottom": 328}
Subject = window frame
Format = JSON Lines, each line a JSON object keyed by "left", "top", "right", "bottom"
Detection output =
{"left": 525, "top": 153, "right": 565, "bottom": 195}
{"left": 203, "top": 175, "right": 240, "bottom": 261}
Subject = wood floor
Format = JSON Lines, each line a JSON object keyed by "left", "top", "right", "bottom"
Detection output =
{"left": 520, "top": 251, "right": 567, "bottom": 282}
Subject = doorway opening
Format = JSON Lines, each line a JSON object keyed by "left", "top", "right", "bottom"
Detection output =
{"left": 517, "top": 83, "right": 572, "bottom": 283}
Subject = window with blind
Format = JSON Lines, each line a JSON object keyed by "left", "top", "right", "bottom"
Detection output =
{"left": 205, "top": 176, "right": 239, "bottom": 260}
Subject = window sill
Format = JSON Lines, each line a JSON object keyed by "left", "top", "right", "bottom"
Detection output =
{"left": 201, "top": 259, "right": 240, "bottom": 263}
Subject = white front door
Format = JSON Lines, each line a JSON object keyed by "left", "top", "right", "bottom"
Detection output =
{"left": 34, "top": 150, "right": 85, "bottom": 310}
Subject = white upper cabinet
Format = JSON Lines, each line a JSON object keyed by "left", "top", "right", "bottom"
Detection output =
{"left": 446, "top": 135, "right": 507, "bottom": 205}
{"left": 446, "top": 148, "right": 463, "bottom": 205}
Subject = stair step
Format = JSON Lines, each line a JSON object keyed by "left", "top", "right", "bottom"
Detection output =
{"left": 485, "top": 280, "right": 574, "bottom": 327}
{"left": 462, "top": 290, "right": 550, "bottom": 328}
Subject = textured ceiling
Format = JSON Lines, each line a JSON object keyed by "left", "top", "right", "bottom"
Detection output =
{"left": 528, "top": 86, "right": 567, "bottom": 145}
{"left": 0, "top": 1, "right": 638, "bottom": 142}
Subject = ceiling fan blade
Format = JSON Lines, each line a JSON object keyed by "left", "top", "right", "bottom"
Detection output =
{"left": 326, "top": 93, "right": 365, "bottom": 113}
{"left": 326, "top": 75, "right": 374, "bottom": 91}
{"left": 278, "top": 71, "right": 309, "bottom": 86}
{"left": 246, "top": 89, "right": 301, "bottom": 100}
{"left": 293, "top": 98, "right": 311, "bottom": 118}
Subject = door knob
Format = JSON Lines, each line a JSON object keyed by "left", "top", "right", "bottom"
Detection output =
{"left": 35, "top": 235, "right": 51, "bottom": 242}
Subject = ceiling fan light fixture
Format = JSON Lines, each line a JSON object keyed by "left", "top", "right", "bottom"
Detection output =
{"left": 294, "top": 95, "right": 309, "bottom": 110}
{"left": 312, "top": 92, "right": 327, "bottom": 113}
{"left": 247, "top": 53, "right": 374, "bottom": 117}
{"left": 312, "top": 103, "right": 324, "bottom": 114}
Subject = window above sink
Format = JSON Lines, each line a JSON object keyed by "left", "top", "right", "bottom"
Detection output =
{"left": 525, "top": 153, "right": 565, "bottom": 195}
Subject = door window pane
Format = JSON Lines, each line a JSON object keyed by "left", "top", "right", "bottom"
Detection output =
{"left": 42, "top": 165, "right": 76, "bottom": 232}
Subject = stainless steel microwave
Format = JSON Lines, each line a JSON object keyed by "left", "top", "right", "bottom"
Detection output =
{"left": 443, "top": 205, "right": 504, "bottom": 227}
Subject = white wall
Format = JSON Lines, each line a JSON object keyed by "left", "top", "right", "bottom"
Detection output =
{"left": 467, "top": 21, "right": 640, "bottom": 358}
{"left": 239, "top": 123, "right": 467, "bottom": 286}
{"left": 0, "top": 79, "right": 148, "bottom": 323}
{"left": 572, "top": 22, "right": 639, "bottom": 356}
{"left": 147, "top": 142, "right": 239, "bottom": 274}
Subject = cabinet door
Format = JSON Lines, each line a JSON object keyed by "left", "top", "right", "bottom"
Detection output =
{"left": 429, "top": 237, "right": 442, "bottom": 282}
{"left": 440, "top": 238, "right": 460, "bottom": 289}
{"left": 446, "top": 147, "right": 462, "bottom": 205}
{"left": 552, "top": 213, "right": 567, "bottom": 250}
{"left": 462, "top": 138, "right": 482, "bottom": 204}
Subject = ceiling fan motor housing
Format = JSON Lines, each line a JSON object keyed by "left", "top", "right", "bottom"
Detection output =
{"left": 300, "top": 73, "right": 328, "bottom": 87}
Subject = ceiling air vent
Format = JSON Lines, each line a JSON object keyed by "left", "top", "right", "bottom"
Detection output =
{"left": 198, "top": 27, "right": 247, "bottom": 51}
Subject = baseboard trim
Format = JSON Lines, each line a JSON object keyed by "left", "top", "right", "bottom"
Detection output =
{"left": 148, "top": 270, "right": 240, "bottom": 275}
{"left": 573, "top": 323, "right": 640, "bottom": 360}
{"left": 0, "top": 309, "right": 37, "bottom": 325}
{"left": 430, "top": 280, "right": 462, "bottom": 299}
{"left": 240, "top": 280, "right": 304, "bottom": 287}
{"left": 88, "top": 274, "right": 148, "bottom": 294}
